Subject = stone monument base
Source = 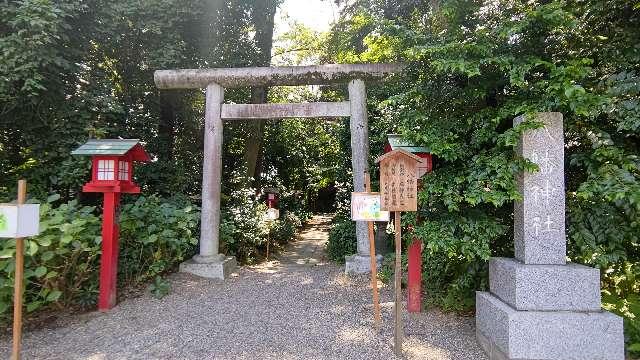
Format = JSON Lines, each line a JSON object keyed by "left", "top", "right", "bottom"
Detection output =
{"left": 488, "top": 257, "right": 601, "bottom": 311}
{"left": 345, "top": 254, "right": 383, "bottom": 275}
{"left": 476, "top": 292, "right": 624, "bottom": 360}
{"left": 179, "top": 255, "right": 237, "bottom": 280}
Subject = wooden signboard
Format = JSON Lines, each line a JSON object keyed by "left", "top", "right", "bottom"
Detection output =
{"left": 0, "top": 204, "right": 39, "bottom": 238}
{"left": 375, "top": 149, "right": 422, "bottom": 356}
{"left": 353, "top": 173, "right": 383, "bottom": 329}
{"left": 375, "top": 149, "right": 421, "bottom": 212}
{"left": 351, "top": 192, "right": 390, "bottom": 222}
{"left": 4, "top": 181, "right": 40, "bottom": 360}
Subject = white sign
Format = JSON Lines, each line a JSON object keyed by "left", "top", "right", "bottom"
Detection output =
{"left": 266, "top": 208, "right": 280, "bottom": 220}
{"left": 0, "top": 204, "right": 40, "bottom": 238}
{"left": 351, "top": 193, "right": 390, "bottom": 222}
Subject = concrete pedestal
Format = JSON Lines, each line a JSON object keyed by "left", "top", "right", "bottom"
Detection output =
{"left": 476, "top": 292, "right": 624, "bottom": 360}
{"left": 489, "top": 257, "right": 601, "bottom": 311}
{"left": 179, "top": 255, "right": 237, "bottom": 280}
{"left": 345, "top": 254, "right": 383, "bottom": 274}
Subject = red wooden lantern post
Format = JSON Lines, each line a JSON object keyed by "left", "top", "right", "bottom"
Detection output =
{"left": 72, "top": 139, "right": 150, "bottom": 311}
{"left": 384, "top": 134, "right": 433, "bottom": 313}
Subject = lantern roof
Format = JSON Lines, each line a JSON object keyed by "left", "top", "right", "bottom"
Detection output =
{"left": 72, "top": 139, "right": 150, "bottom": 162}
{"left": 386, "top": 134, "right": 430, "bottom": 153}
{"left": 375, "top": 148, "right": 423, "bottom": 164}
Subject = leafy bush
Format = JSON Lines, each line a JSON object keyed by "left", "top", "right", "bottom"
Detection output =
{"left": 270, "top": 211, "right": 302, "bottom": 247}
{"left": 118, "top": 195, "right": 200, "bottom": 285}
{"left": 328, "top": 0, "right": 639, "bottom": 352}
{"left": 326, "top": 218, "right": 357, "bottom": 263}
{"left": 603, "top": 292, "right": 640, "bottom": 358}
{"left": 220, "top": 186, "right": 303, "bottom": 264}
{"left": 148, "top": 276, "right": 171, "bottom": 299}
{"left": 220, "top": 188, "right": 271, "bottom": 264}
{"left": 0, "top": 194, "right": 200, "bottom": 320}
{"left": 0, "top": 196, "right": 102, "bottom": 317}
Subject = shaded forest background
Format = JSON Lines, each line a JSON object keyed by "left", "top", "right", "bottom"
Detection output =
{"left": 1, "top": 0, "right": 639, "bottom": 354}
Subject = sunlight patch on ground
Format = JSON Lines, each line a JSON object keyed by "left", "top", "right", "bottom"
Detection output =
{"left": 249, "top": 260, "right": 284, "bottom": 274}
{"left": 336, "top": 326, "right": 371, "bottom": 343}
{"left": 403, "top": 337, "right": 452, "bottom": 359}
{"left": 330, "top": 273, "right": 355, "bottom": 287}
{"left": 84, "top": 354, "right": 107, "bottom": 360}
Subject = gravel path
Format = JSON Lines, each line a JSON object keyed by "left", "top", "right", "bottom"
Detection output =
{"left": 0, "top": 215, "right": 487, "bottom": 359}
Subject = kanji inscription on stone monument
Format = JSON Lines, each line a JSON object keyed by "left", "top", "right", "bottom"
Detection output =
{"left": 376, "top": 149, "right": 421, "bottom": 212}
{"left": 514, "top": 112, "right": 566, "bottom": 265}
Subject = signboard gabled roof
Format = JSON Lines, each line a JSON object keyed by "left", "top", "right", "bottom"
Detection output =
{"left": 72, "top": 139, "right": 150, "bottom": 161}
{"left": 387, "top": 134, "right": 430, "bottom": 153}
{"left": 375, "top": 149, "right": 423, "bottom": 164}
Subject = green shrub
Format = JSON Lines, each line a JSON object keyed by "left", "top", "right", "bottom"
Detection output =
{"left": 148, "top": 276, "right": 171, "bottom": 299}
{"left": 220, "top": 187, "right": 302, "bottom": 264}
{"left": 0, "top": 196, "right": 102, "bottom": 317}
{"left": 270, "top": 211, "right": 301, "bottom": 247}
{"left": 0, "top": 194, "right": 200, "bottom": 320}
{"left": 326, "top": 218, "right": 357, "bottom": 263}
{"left": 118, "top": 195, "right": 200, "bottom": 284}
{"left": 603, "top": 292, "right": 640, "bottom": 358}
{"left": 411, "top": 212, "right": 507, "bottom": 312}
{"left": 220, "top": 188, "right": 271, "bottom": 264}
{"left": 378, "top": 253, "right": 397, "bottom": 285}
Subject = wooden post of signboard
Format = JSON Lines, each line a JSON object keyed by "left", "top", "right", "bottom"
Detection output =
{"left": 375, "top": 149, "right": 422, "bottom": 357}
{"left": 364, "top": 173, "right": 381, "bottom": 329}
{"left": 394, "top": 211, "right": 403, "bottom": 356}
{"left": 12, "top": 180, "right": 26, "bottom": 360}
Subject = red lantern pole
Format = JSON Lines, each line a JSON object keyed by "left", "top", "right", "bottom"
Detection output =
{"left": 98, "top": 192, "right": 121, "bottom": 311}
{"left": 407, "top": 238, "right": 422, "bottom": 312}
{"left": 407, "top": 179, "right": 424, "bottom": 313}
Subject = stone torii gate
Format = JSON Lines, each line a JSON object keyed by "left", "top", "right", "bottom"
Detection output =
{"left": 154, "top": 63, "right": 403, "bottom": 278}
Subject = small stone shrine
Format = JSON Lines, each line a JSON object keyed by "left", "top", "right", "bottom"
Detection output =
{"left": 476, "top": 113, "right": 624, "bottom": 360}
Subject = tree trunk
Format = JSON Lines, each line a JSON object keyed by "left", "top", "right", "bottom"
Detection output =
{"left": 158, "top": 90, "right": 177, "bottom": 162}
{"left": 243, "top": 0, "right": 278, "bottom": 188}
{"left": 244, "top": 87, "right": 267, "bottom": 185}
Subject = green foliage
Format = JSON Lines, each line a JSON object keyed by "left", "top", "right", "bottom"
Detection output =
{"left": 148, "top": 276, "right": 171, "bottom": 299}
{"left": 377, "top": 254, "right": 395, "bottom": 285}
{"left": 220, "top": 187, "right": 271, "bottom": 264}
{"left": 327, "top": 0, "right": 640, "bottom": 338}
{"left": 326, "top": 218, "right": 357, "bottom": 263}
{"left": 263, "top": 116, "right": 342, "bottom": 213}
{"left": 0, "top": 0, "right": 113, "bottom": 201}
{"left": 270, "top": 212, "right": 302, "bottom": 247}
{"left": 0, "top": 195, "right": 199, "bottom": 320}
{"left": 603, "top": 292, "right": 640, "bottom": 357}
{"left": 0, "top": 0, "right": 321, "bottom": 323}
{"left": 219, "top": 175, "right": 302, "bottom": 264}
{"left": 118, "top": 195, "right": 200, "bottom": 284}
{"left": 0, "top": 197, "right": 102, "bottom": 317}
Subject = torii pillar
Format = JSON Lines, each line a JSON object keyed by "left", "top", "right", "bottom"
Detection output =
{"left": 154, "top": 64, "right": 403, "bottom": 278}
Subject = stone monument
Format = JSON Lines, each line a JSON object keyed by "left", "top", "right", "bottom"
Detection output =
{"left": 476, "top": 112, "right": 624, "bottom": 360}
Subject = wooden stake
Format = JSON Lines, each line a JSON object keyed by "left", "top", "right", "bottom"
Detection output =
{"left": 394, "top": 211, "right": 403, "bottom": 356}
{"left": 12, "top": 180, "right": 26, "bottom": 360}
{"left": 266, "top": 232, "right": 270, "bottom": 261}
{"left": 364, "top": 173, "right": 381, "bottom": 329}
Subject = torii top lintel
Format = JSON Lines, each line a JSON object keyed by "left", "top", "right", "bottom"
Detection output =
{"left": 154, "top": 63, "right": 404, "bottom": 89}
